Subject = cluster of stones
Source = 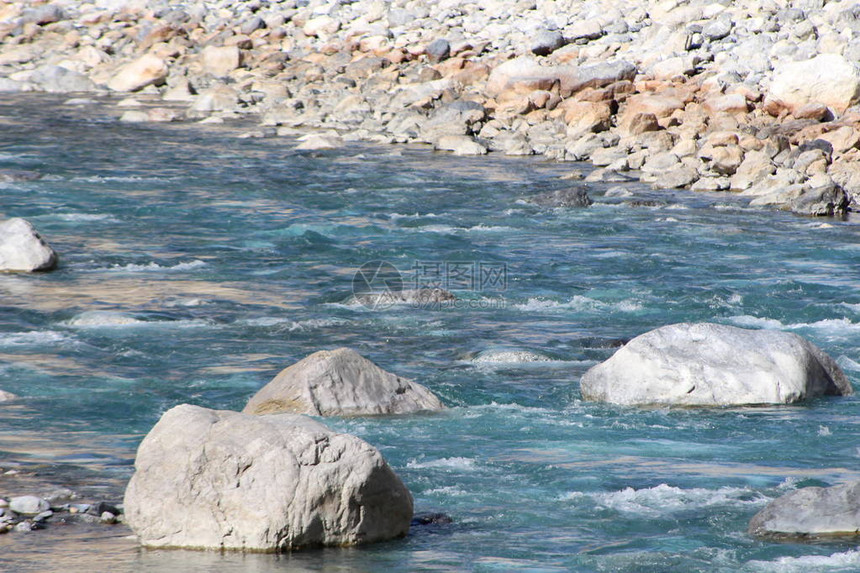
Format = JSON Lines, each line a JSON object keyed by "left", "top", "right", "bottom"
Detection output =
{"left": 1, "top": 0, "right": 858, "bottom": 215}
{"left": 0, "top": 491, "right": 122, "bottom": 534}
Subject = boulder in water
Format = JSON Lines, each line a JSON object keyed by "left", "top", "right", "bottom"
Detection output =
{"left": 243, "top": 348, "right": 445, "bottom": 416}
{"left": 0, "top": 218, "right": 58, "bottom": 272}
{"left": 527, "top": 187, "right": 592, "bottom": 208}
{"left": 350, "top": 287, "right": 456, "bottom": 309}
{"left": 749, "top": 481, "right": 860, "bottom": 539}
{"left": 124, "top": 404, "right": 413, "bottom": 551}
{"left": 580, "top": 323, "right": 852, "bottom": 406}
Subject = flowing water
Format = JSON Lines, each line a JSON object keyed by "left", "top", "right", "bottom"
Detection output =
{"left": 1, "top": 94, "right": 860, "bottom": 572}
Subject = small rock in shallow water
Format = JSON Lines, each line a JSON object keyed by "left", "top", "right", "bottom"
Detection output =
{"left": 100, "top": 511, "right": 117, "bottom": 524}
{"left": 45, "top": 488, "right": 76, "bottom": 506}
{"left": 9, "top": 496, "right": 50, "bottom": 515}
{"left": 33, "top": 510, "right": 53, "bottom": 522}
{"left": 527, "top": 187, "right": 592, "bottom": 208}
{"left": 88, "top": 501, "right": 120, "bottom": 517}
{"left": 411, "top": 512, "right": 454, "bottom": 526}
{"left": 0, "top": 169, "right": 42, "bottom": 182}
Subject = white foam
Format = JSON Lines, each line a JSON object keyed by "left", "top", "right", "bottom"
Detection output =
{"left": 787, "top": 318, "right": 860, "bottom": 334}
{"left": 514, "top": 295, "right": 642, "bottom": 313}
{"left": 73, "top": 175, "right": 165, "bottom": 183}
{"left": 64, "top": 311, "right": 145, "bottom": 327}
{"left": 842, "top": 303, "right": 860, "bottom": 314}
{"left": 406, "top": 457, "right": 477, "bottom": 471}
{"left": 744, "top": 550, "right": 860, "bottom": 572}
{"left": 727, "top": 315, "right": 785, "bottom": 329}
{"left": 64, "top": 311, "right": 210, "bottom": 329}
{"left": 388, "top": 212, "right": 440, "bottom": 220}
{"left": 414, "top": 224, "right": 513, "bottom": 234}
{"left": 838, "top": 356, "right": 860, "bottom": 372}
{"left": 425, "top": 485, "right": 468, "bottom": 496}
{"left": 239, "top": 317, "right": 349, "bottom": 330}
{"left": 472, "top": 350, "right": 552, "bottom": 364}
{"left": 104, "top": 260, "right": 206, "bottom": 272}
{"left": 55, "top": 213, "right": 117, "bottom": 222}
{"left": 0, "top": 331, "right": 72, "bottom": 347}
{"left": 563, "top": 484, "right": 767, "bottom": 516}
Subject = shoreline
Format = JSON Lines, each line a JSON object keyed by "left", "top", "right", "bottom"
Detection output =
{"left": 1, "top": 0, "right": 858, "bottom": 217}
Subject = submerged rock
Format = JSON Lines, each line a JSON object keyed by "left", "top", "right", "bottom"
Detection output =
{"left": 749, "top": 481, "right": 860, "bottom": 539}
{"left": 0, "top": 169, "right": 42, "bottom": 182}
{"left": 527, "top": 187, "right": 592, "bottom": 208}
{"left": 243, "top": 348, "right": 445, "bottom": 416}
{"left": 124, "top": 404, "right": 413, "bottom": 551}
{"left": 350, "top": 288, "right": 456, "bottom": 308}
{"left": 0, "top": 218, "right": 58, "bottom": 272}
{"left": 0, "top": 390, "right": 18, "bottom": 401}
{"left": 472, "top": 350, "right": 552, "bottom": 363}
{"left": 580, "top": 323, "right": 852, "bottom": 407}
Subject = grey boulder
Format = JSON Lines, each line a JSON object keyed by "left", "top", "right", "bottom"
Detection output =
{"left": 9, "top": 496, "right": 50, "bottom": 515}
{"left": 580, "top": 323, "right": 852, "bottom": 406}
{"left": 243, "top": 348, "right": 445, "bottom": 416}
{"left": 749, "top": 481, "right": 860, "bottom": 539}
{"left": 527, "top": 187, "right": 592, "bottom": 208}
{"left": 0, "top": 218, "right": 58, "bottom": 272}
{"left": 124, "top": 404, "right": 413, "bottom": 551}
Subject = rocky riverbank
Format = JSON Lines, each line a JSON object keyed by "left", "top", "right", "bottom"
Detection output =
{"left": 2, "top": 1, "right": 859, "bottom": 215}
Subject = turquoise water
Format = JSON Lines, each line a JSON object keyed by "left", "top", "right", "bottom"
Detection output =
{"left": 1, "top": 94, "right": 860, "bottom": 572}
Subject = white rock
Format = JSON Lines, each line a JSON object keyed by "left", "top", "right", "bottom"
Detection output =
{"left": 0, "top": 390, "right": 17, "bottom": 401}
{"left": 580, "top": 323, "right": 853, "bottom": 407}
{"left": 0, "top": 218, "right": 58, "bottom": 272}
{"left": 435, "top": 135, "right": 488, "bottom": 155}
{"left": 767, "top": 54, "right": 860, "bottom": 114}
{"left": 124, "top": 404, "right": 413, "bottom": 551}
{"left": 750, "top": 481, "right": 860, "bottom": 538}
{"left": 200, "top": 46, "right": 241, "bottom": 77}
{"left": 295, "top": 134, "right": 343, "bottom": 151}
{"left": 243, "top": 348, "right": 444, "bottom": 416}
{"left": 106, "top": 54, "right": 168, "bottom": 93}
{"left": 9, "top": 496, "right": 50, "bottom": 515}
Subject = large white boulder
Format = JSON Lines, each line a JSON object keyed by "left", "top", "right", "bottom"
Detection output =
{"left": 580, "top": 323, "right": 852, "bottom": 407}
{"left": 124, "top": 404, "right": 413, "bottom": 551}
{"left": 767, "top": 54, "right": 860, "bottom": 115}
{"left": 749, "top": 481, "right": 860, "bottom": 539}
{"left": 243, "top": 348, "right": 445, "bottom": 416}
{"left": 0, "top": 218, "right": 58, "bottom": 272}
{"left": 107, "top": 54, "right": 168, "bottom": 92}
